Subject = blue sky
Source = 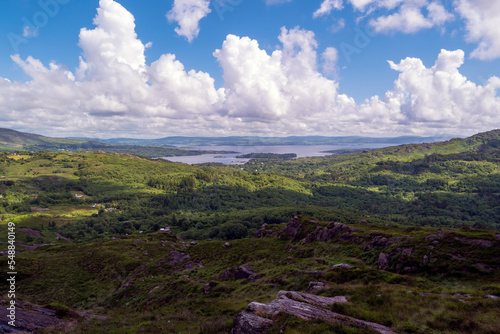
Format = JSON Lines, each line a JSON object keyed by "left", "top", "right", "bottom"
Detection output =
{"left": 0, "top": 0, "right": 499, "bottom": 138}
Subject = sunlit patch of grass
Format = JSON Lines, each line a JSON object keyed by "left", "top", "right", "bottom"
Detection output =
{"left": 6, "top": 155, "right": 31, "bottom": 160}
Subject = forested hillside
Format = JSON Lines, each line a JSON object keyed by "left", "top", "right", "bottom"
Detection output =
{"left": 0, "top": 130, "right": 499, "bottom": 246}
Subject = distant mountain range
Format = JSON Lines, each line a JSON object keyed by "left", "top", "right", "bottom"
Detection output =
{"left": 0, "top": 127, "right": 462, "bottom": 158}
{"left": 0, "top": 128, "right": 229, "bottom": 157}
{"left": 69, "top": 134, "right": 459, "bottom": 147}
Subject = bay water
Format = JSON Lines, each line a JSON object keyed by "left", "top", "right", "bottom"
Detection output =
{"left": 161, "top": 144, "right": 392, "bottom": 165}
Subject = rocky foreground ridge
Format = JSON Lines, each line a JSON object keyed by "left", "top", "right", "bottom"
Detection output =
{"left": 231, "top": 290, "right": 396, "bottom": 334}
{"left": 226, "top": 216, "right": 500, "bottom": 333}
{"left": 0, "top": 300, "right": 107, "bottom": 333}
{"left": 2, "top": 215, "right": 499, "bottom": 333}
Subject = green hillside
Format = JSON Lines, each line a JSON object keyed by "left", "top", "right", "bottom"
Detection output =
{"left": 0, "top": 129, "right": 499, "bottom": 333}
{"left": 0, "top": 128, "right": 86, "bottom": 150}
{"left": 0, "top": 128, "right": 228, "bottom": 157}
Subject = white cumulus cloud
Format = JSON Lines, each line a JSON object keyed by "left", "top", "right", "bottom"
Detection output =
{"left": 313, "top": 1, "right": 455, "bottom": 36}
{"left": 454, "top": 0, "right": 500, "bottom": 60}
{"left": 369, "top": 1, "right": 453, "bottom": 33}
{"left": 313, "top": 0, "right": 343, "bottom": 18}
{"left": 361, "top": 49, "right": 500, "bottom": 131}
{"left": 371, "top": 5, "right": 432, "bottom": 33}
{"left": 322, "top": 47, "right": 339, "bottom": 78}
{"left": 0, "top": 0, "right": 222, "bottom": 137}
{"left": 348, "top": 0, "right": 402, "bottom": 11}
{"left": 213, "top": 27, "right": 339, "bottom": 121}
{"left": 167, "top": 0, "right": 211, "bottom": 42}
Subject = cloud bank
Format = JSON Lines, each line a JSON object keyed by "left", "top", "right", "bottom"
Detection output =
{"left": 0, "top": 0, "right": 499, "bottom": 138}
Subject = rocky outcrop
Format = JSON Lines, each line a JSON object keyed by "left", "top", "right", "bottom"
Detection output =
{"left": 278, "top": 216, "right": 307, "bottom": 241}
{"left": 426, "top": 233, "right": 493, "bottom": 248}
{"left": 272, "top": 216, "right": 500, "bottom": 275}
{"left": 277, "top": 291, "right": 349, "bottom": 307}
{"left": 484, "top": 295, "right": 500, "bottom": 300}
{"left": 55, "top": 232, "right": 72, "bottom": 243}
{"left": 231, "top": 311, "right": 273, "bottom": 334}
{"left": 278, "top": 216, "right": 358, "bottom": 244}
{"left": 364, "top": 235, "right": 390, "bottom": 249}
{"left": 475, "top": 263, "right": 494, "bottom": 272}
{"left": 305, "top": 222, "right": 359, "bottom": 243}
{"left": 0, "top": 302, "right": 68, "bottom": 333}
{"left": 254, "top": 224, "right": 278, "bottom": 238}
{"left": 331, "top": 264, "right": 355, "bottom": 270}
{"left": 218, "top": 265, "right": 259, "bottom": 282}
{"left": 0, "top": 300, "right": 106, "bottom": 333}
{"left": 378, "top": 252, "right": 391, "bottom": 270}
{"left": 454, "top": 236, "right": 492, "bottom": 248}
{"left": 204, "top": 282, "right": 214, "bottom": 294}
{"left": 377, "top": 247, "right": 419, "bottom": 273}
{"left": 307, "top": 281, "right": 327, "bottom": 293}
{"left": 164, "top": 251, "right": 202, "bottom": 271}
{"left": 424, "top": 233, "right": 447, "bottom": 241}
{"left": 231, "top": 291, "right": 396, "bottom": 334}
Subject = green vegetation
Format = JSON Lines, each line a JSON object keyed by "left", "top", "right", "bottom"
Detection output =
{"left": 240, "top": 130, "right": 500, "bottom": 231}
{"left": 1, "top": 216, "right": 499, "bottom": 333}
{"left": 0, "top": 129, "right": 499, "bottom": 333}
{"left": 321, "top": 148, "right": 368, "bottom": 155}
{"left": 0, "top": 128, "right": 231, "bottom": 158}
{"left": 1, "top": 130, "right": 500, "bottom": 244}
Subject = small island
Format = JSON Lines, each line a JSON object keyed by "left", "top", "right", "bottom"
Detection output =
{"left": 321, "top": 148, "right": 369, "bottom": 155}
{"left": 235, "top": 153, "right": 297, "bottom": 160}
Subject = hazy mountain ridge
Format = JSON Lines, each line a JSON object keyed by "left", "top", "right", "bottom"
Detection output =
{"left": 0, "top": 128, "right": 231, "bottom": 157}
{"left": 70, "top": 134, "right": 458, "bottom": 147}
{"left": 0, "top": 128, "right": 88, "bottom": 148}
{"left": 0, "top": 127, "right": 460, "bottom": 159}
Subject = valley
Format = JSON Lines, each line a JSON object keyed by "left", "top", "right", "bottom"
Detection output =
{"left": 0, "top": 129, "right": 499, "bottom": 333}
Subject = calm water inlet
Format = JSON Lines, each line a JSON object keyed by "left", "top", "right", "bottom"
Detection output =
{"left": 161, "top": 144, "right": 392, "bottom": 165}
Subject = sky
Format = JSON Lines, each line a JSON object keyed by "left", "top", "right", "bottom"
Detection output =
{"left": 0, "top": 0, "right": 499, "bottom": 138}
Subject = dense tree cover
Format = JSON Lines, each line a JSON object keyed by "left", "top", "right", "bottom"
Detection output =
{"left": 1, "top": 130, "right": 500, "bottom": 243}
